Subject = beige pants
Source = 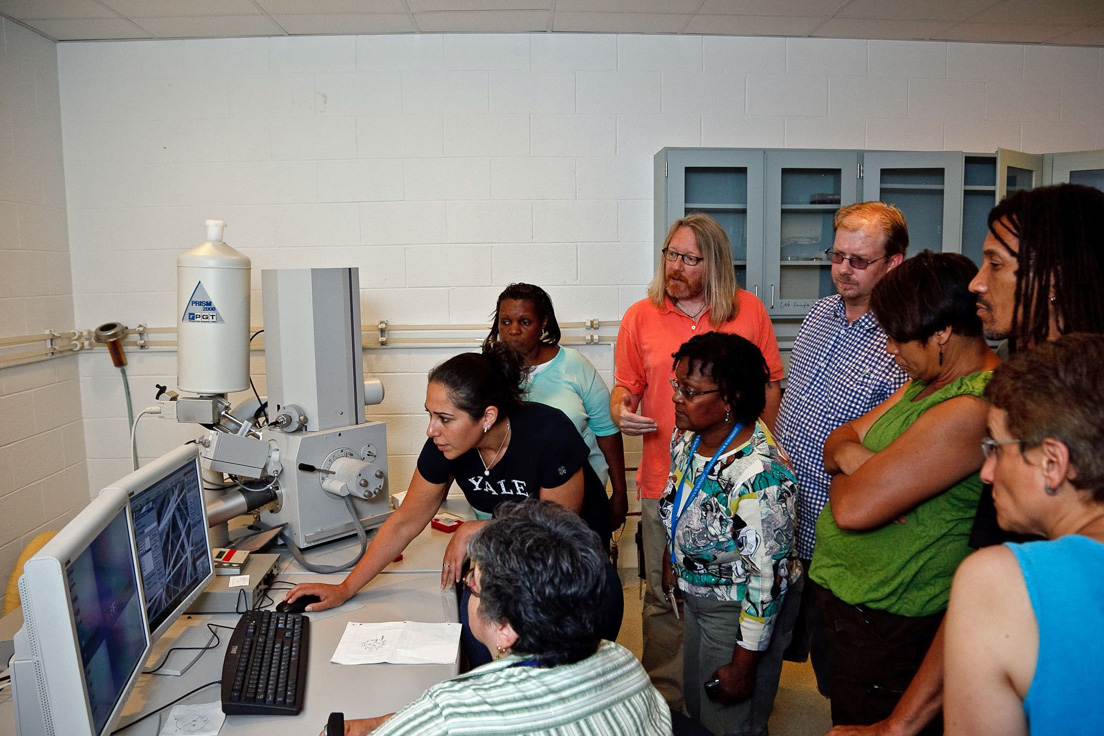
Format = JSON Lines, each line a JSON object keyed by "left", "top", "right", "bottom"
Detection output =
{"left": 640, "top": 497, "right": 685, "bottom": 712}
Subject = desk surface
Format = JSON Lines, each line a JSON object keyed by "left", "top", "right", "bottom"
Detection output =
{"left": 1, "top": 511, "right": 468, "bottom": 736}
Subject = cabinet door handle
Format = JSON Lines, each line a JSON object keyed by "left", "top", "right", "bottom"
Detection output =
{"left": 770, "top": 284, "right": 775, "bottom": 309}
{"left": 753, "top": 285, "right": 759, "bottom": 298}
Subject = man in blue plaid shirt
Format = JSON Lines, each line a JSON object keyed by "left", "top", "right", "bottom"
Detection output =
{"left": 774, "top": 201, "right": 910, "bottom": 688}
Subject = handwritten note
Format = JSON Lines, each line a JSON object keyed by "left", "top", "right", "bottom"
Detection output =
{"left": 331, "top": 621, "right": 461, "bottom": 665}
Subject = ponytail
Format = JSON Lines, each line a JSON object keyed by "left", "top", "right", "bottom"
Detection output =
{"left": 428, "top": 341, "right": 526, "bottom": 421}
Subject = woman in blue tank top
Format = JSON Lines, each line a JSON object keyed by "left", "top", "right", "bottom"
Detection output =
{"left": 944, "top": 334, "right": 1104, "bottom": 736}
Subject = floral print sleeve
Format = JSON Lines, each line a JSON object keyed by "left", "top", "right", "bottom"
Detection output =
{"left": 659, "top": 422, "right": 800, "bottom": 651}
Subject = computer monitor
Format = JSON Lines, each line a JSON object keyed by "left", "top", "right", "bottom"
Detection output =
{"left": 11, "top": 487, "right": 152, "bottom": 736}
{"left": 104, "top": 445, "right": 214, "bottom": 641}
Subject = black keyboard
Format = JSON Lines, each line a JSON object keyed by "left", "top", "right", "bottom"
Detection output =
{"left": 221, "top": 609, "right": 310, "bottom": 715}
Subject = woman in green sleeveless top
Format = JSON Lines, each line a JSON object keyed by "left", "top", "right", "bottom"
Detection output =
{"left": 808, "top": 252, "right": 1000, "bottom": 734}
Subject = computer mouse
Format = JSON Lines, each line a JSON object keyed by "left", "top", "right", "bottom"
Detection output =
{"left": 277, "top": 594, "right": 322, "bottom": 614}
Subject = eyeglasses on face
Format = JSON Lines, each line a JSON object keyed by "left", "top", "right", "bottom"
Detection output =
{"left": 824, "top": 249, "right": 888, "bottom": 270}
{"left": 669, "top": 378, "right": 719, "bottom": 400}
{"left": 662, "top": 248, "right": 703, "bottom": 267}
{"left": 980, "top": 437, "right": 1022, "bottom": 459}
{"left": 464, "top": 569, "right": 480, "bottom": 598}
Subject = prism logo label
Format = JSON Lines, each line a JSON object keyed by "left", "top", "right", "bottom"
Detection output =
{"left": 182, "top": 282, "right": 225, "bottom": 324}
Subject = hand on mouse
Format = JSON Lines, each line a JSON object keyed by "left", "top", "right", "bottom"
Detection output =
{"left": 283, "top": 582, "right": 348, "bottom": 613}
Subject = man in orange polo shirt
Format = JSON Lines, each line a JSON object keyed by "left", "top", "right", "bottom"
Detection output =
{"left": 612, "top": 213, "right": 784, "bottom": 711}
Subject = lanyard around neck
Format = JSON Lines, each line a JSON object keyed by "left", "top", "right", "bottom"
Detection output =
{"left": 668, "top": 421, "right": 745, "bottom": 567}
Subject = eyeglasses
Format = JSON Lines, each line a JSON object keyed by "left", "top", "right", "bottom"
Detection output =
{"left": 464, "top": 569, "right": 480, "bottom": 598}
{"left": 980, "top": 437, "right": 1021, "bottom": 459}
{"left": 662, "top": 248, "right": 704, "bottom": 267}
{"left": 824, "top": 249, "right": 888, "bottom": 270}
{"left": 669, "top": 378, "right": 719, "bottom": 400}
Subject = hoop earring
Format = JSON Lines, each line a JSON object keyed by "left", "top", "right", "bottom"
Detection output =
{"left": 1044, "top": 482, "right": 1057, "bottom": 497}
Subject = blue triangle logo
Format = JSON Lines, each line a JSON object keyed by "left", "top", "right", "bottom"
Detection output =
{"left": 182, "top": 282, "right": 225, "bottom": 324}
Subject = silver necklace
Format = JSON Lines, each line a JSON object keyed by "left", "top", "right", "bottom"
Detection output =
{"left": 479, "top": 420, "right": 511, "bottom": 476}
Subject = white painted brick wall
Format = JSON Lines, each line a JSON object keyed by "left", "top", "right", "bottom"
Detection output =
{"left": 0, "top": 19, "right": 84, "bottom": 610}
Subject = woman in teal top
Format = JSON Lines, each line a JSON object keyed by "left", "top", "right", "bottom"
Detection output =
{"left": 945, "top": 335, "right": 1104, "bottom": 736}
{"left": 808, "top": 252, "right": 1000, "bottom": 734}
{"left": 488, "top": 283, "right": 628, "bottom": 529}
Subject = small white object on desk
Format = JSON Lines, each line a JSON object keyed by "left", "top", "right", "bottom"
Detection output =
{"left": 228, "top": 575, "right": 250, "bottom": 588}
{"left": 331, "top": 621, "right": 461, "bottom": 665}
{"left": 158, "top": 702, "right": 225, "bottom": 736}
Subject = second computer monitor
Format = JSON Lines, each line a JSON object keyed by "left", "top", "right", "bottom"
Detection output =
{"left": 105, "top": 444, "right": 215, "bottom": 641}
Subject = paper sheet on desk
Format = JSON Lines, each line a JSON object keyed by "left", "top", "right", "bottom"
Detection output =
{"left": 331, "top": 621, "right": 462, "bottom": 665}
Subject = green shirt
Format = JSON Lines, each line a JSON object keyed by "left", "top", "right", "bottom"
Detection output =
{"left": 809, "top": 371, "right": 991, "bottom": 617}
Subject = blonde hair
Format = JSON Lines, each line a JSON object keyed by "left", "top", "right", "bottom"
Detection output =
{"left": 648, "top": 213, "right": 738, "bottom": 326}
{"left": 834, "top": 201, "right": 909, "bottom": 258}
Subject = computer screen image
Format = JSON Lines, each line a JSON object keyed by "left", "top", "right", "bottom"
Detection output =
{"left": 11, "top": 487, "right": 151, "bottom": 736}
{"left": 106, "top": 445, "right": 215, "bottom": 642}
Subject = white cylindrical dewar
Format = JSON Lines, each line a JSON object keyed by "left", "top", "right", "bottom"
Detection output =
{"left": 177, "top": 220, "right": 251, "bottom": 395}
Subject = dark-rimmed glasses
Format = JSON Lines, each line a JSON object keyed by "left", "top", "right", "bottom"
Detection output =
{"left": 824, "top": 249, "right": 888, "bottom": 270}
{"left": 669, "top": 378, "right": 719, "bottom": 400}
{"left": 981, "top": 437, "right": 1021, "bottom": 459}
{"left": 464, "top": 569, "right": 480, "bottom": 598}
{"left": 662, "top": 248, "right": 703, "bottom": 267}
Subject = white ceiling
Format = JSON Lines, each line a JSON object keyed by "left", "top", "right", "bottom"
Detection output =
{"left": 1, "top": 0, "right": 1103, "bottom": 46}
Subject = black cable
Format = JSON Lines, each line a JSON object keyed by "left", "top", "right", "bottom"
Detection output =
{"left": 143, "top": 623, "right": 225, "bottom": 676}
{"left": 248, "top": 330, "right": 269, "bottom": 425}
{"left": 256, "top": 589, "right": 276, "bottom": 610}
{"left": 234, "top": 588, "right": 251, "bottom": 615}
{"left": 110, "top": 680, "right": 221, "bottom": 734}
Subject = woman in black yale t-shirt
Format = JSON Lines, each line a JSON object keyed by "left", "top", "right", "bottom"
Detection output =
{"left": 283, "top": 342, "right": 620, "bottom": 666}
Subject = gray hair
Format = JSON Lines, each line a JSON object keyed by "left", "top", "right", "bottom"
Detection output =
{"left": 467, "top": 499, "right": 608, "bottom": 666}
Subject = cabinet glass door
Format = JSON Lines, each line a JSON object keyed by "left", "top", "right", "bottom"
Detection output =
{"left": 996, "top": 148, "right": 1043, "bottom": 200}
{"left": 1048, "top": 151, "right": 1104, "bottom": 192}
{"left": 764, "top": 151, "right": 859, "bottom": 315}
{"left": 862, "top": 152, "right": 963, "bottom": 256}
{"left": 962, "top": 155, "right": 997, "bottom": 267}
{"left": 658, "top": 149, "right": 765, "bottom": 295}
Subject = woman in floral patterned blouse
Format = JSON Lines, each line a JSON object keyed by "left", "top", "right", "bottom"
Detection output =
{"left": 660, "top": 332, "right": 801, "bottom": 736}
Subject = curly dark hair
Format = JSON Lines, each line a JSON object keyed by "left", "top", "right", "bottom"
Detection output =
{"left": 987, "top": 184, "right": 1104, "bottom": 348}
{"left": 670, "top": 332, "right": 768, "bottom": 427}
{"left": 486, "top": 283, "right": 562, "bottom": 346}
{"left": 427, "top": 341, "right": 526, "bottom": 421}
{"left": 870, "top": 250, "right": 983, "bottom": 343}
{"left": 467, "top": 499, "right": 608, "bottom": 666}
{"left": 985, "top": 333, "right": 1104, "bottom": 503}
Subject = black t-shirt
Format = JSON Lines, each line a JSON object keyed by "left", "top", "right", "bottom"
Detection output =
{"left": 417, "top": 402, "right": 611, "bottom": 543}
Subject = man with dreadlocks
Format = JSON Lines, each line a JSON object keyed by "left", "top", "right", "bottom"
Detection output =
{"left": 971, "top": 183, "right": 1104, "bottom": 349}
{"left": 825, "top": 183, "right": 1104, "bottom": 736}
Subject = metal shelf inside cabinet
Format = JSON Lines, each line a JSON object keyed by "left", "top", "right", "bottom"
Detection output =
{"left": 780, "top": 204, "right": 840, "bottom": 210}
{"left": 686, "top": 203, "right": 747, "bottom": 211}
{"left": 779, "top": 259, "right": 830, "bottom": 266}
{"left": 878, "top": 184, "right": 945, "bottom": 191}
{"left": 963, "top": 185, "right": 996, "bottom": 192}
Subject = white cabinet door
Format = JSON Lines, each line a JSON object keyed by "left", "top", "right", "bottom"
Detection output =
{"left": 862, "top": 151, "right": 964, "bottom": 255}
{"left": 656, "top": 148, "right": 766, "bottom": 297}
{"left": 763, "top": 150, "right": 860, "bottom": 316}
{"left": 996, "top": 148, "right": 1044, "bottom": 199}
{"left": 1048, "top": 151, "right": 1104, "bottom": 192}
